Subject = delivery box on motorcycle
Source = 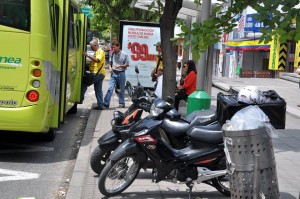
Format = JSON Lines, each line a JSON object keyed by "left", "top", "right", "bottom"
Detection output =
{"left": 216, "top": 91, "right": 286, "bottom": 129}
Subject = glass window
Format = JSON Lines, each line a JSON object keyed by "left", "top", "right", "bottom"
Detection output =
{"left": 0, "top": 0, "right": 30, "bottom": 31}
{"left": 49, "top": 0, "right": 59, "bottom": 51}
{"left": 68, "top": 6, "right": 75, "bottom": 49}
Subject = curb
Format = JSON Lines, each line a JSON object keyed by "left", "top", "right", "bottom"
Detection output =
{"left": 65, "top": 109, "right": 99, "bottom": 199}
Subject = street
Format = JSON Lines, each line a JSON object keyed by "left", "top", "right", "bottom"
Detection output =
{"left": 0, "top": 87, "right": 95, "bottom": 199}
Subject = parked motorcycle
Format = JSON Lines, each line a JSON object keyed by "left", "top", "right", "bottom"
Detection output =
{"left": 90, "top": 66, "right": 219, "bottom": 175}
{"left": 98, "top": 97, "right": 230, "bottom": 198}
{"left": 90, "top": 85, "right": 152, "bottom": 174}
{"left": 90, "top": 98, "right": 219, "bottom": 175}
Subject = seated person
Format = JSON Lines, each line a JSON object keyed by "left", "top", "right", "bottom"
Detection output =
{"left": 178, "top": 62, "right": 188, "bottom": 86}
{"left": 174, "top": 60, "right": 197, "bottom": 110}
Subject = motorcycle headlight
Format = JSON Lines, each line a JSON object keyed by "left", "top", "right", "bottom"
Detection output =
{"left": 134, "top": 129, "right": 148, "bottom": 137}
{"left": 150, "top": 103, "right": 163, "bottom": 117}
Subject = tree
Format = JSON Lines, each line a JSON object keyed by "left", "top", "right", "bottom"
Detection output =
{"left": 84, "top": 0, "right": 300, "bottom": 101}
{"left": 179, "top": 0, "right": 300, "bottom": 57}
{"left": 160, "top": 0, "right": 183, "bottom": 100}
{"left": 83, "top": 0, "right": 159, "bottom": 41}
{"left": 160, "top": 0, "right": 300, "bottom": 100}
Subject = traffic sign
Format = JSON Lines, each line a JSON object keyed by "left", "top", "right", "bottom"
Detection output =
{"left": 81, "top": 7, "right": 91, "bottom": 15}
{"left": 87, "top": 13, "right": 93, "bottom": 18}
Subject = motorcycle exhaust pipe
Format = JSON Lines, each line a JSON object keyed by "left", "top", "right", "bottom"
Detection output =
{"left": 197, "top": 167, "right": 227, "bottom": 183}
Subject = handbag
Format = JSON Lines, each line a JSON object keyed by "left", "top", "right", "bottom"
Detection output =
{"left": 83, "top": 63, "right": 104, "bottom": 86}
{"left": 151, "top": 55, "right": 162, "bottom": 82}
{"left": 176, "top": 89, "right": 187, "bottom": 99}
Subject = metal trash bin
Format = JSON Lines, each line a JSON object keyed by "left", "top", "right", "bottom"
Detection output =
{"left": 223, "top": 125, "right": 280, "bottom": 198}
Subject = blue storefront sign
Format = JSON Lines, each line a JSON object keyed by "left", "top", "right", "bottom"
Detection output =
{"left": 244, "top": 14, "right": 264, "bottom": 33}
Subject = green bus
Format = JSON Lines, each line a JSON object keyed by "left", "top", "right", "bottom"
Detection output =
{"left": 0, "top": 0, "right": 88, "bottom": 141}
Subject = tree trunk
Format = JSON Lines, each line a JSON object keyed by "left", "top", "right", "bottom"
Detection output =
{"left": 160, "top": 0, "right": 182, "bottom": 101}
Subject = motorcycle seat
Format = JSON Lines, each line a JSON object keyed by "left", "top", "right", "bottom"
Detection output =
{"left": 187, "top": 123, "right": 223, "bottom": 144}
{"left": 161, "top": 110, "right": 218, "bottom": 136}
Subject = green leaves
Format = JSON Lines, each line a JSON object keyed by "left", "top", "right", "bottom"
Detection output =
{"left": 178, "top": 0, "right": 300, "bottom": 54}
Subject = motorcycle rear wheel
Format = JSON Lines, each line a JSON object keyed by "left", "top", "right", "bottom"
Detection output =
{"left": 98, "top": 155, "right": 140, "bottom": 197}
{"left": 212, "top": 157, "right": 230, "bottom": 196}
{"left": 90, "top": 145, "right": 116, "bottom": 175}
{"left": 212, "top": 175, "right": 230, "bottom": 196}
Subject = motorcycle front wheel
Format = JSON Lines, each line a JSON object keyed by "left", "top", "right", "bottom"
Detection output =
{"left": 90, "top": 145, "right": 116, "bottom": 175}
{"left": 98, "top": 155, "right": 140, "bottom": 197}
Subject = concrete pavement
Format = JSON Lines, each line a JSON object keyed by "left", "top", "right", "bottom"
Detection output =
{"left": 66, "top": 73, "right": 300, "bottom": 199}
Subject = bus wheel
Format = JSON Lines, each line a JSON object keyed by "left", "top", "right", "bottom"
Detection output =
{"left": 42, "top": 129, "right": 56, "bottom": 142}
{"left": 68, "top": 103, "right": 78, "bottom": 114}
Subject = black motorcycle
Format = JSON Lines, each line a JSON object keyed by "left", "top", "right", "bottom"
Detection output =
{"left": 90, "top": 85, "right": 152, "bottom": 174}
{"left": 90, "top": 66, "right": 219, "bottom": 175}
{"left": 98, "top": 98, "right": 230, "bottom": 198}
{"left": 90, "top": 98, "right": 219, "bottom": 174}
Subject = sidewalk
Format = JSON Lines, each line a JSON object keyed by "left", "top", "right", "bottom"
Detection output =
{"left": 66, "top": 74, "right": 300, "bottom": 199}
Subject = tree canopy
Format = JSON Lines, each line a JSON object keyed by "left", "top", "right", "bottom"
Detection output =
{"left": 82, "top": 0, "right": 160, "bottom": 41}
{"left": 179, "top": 0, "right": 300, "bottom": 58}
{"left": 83, "top": 0, "right": 300, "bottom": 100}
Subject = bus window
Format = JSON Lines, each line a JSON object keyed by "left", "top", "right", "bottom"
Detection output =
{"left": 49, "top": 0, "right": 60, "bottom": 51}
{"left": 0, "top": 0, "right": 30, "bottom": 31}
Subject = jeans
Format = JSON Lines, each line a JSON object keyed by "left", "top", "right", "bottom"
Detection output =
{"left": 104, "top": 71, "right": 126, "bottom": 107}
{"left": 81, "top": 73, "right": 105, "bottom": 107}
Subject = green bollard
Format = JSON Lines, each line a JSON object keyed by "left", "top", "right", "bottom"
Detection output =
{"left": 187, "top": 90, "right": 211, "bottom": 115}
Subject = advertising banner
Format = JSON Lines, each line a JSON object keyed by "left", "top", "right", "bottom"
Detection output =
{"left": 268, "top": 35, "right": 287, "bottom": 71}
{"left": 119, "top": 21, "right": 160, "bottom": 88}
{"left": 294, "top": 41, "right": 300, "bottom": 68}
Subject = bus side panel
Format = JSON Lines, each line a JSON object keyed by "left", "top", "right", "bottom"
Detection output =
{"left": 29, "top": 0, "right": 55, "bottom": 132}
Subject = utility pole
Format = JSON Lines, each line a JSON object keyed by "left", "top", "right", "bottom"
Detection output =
{"left": 186, "top": 0, "right": 212, "bottom": 114}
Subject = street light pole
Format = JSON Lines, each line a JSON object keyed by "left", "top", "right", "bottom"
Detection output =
{"left": 186, "top": 0, "right": 212, "bottom": 114}
{"left": 197, "top": 0, "right": 211, "bottom": 91}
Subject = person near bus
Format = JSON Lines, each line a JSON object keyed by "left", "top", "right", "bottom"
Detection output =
{"left": 174, "top": 60, "right": 197, "bottom": 111}
{"left": 151, "top": 41, "right": 163, "bottom": 98}
{"left": 103, "top": 41, "right": 129, "bottom": 108}
{"left": 82, "top": 39, "right": 106, "bottom": 110}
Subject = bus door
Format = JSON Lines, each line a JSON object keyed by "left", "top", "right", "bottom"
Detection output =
{"left": 70, "top": 13, "right": 86, "bottom": 103}
{"left": 49, "top": 0, "right": 61, "bottom": 129}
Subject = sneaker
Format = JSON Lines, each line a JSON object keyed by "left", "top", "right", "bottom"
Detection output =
{"left": 93, "top": 106, "right": 105, "bottom": 110}
{"left": 118, "top": 104, "right": 125, "bottom": 108}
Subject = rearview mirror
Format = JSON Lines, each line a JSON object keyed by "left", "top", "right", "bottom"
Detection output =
{"left": 135, "top": 66, "right": 139, "bottom": 74}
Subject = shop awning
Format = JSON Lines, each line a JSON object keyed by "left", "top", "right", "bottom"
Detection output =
{"left": 226, "top": 39, "right": 271, "bottom": 51}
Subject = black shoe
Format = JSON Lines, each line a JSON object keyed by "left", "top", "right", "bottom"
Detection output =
{"left": 93, "top": 106, "right": 105, "bottom": 110}
{"left": 103, "top": 104, "right": 109, "bottom": 108}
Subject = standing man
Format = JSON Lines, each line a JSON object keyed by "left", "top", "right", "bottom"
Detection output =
{"left": 152, "top": 42, "right": 163, "bottom": 98}
{"left": 103, "top": 41, "right": 129, "bottom": 108}
{"left": 82, "top": 39, "right": 106, "bottom": 110}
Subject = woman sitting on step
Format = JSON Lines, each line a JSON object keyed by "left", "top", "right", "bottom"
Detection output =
{"left": 174, "top": 60, "right": 197, "bottom": 110}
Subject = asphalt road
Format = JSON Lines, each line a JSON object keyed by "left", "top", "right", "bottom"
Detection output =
{"left": 0, "top": 87, "right": 95, "bottom": 199}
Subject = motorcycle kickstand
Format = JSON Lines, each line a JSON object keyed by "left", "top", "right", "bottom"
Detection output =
{"left": 185, "top": 178, "right": 194, "bottom": 199}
